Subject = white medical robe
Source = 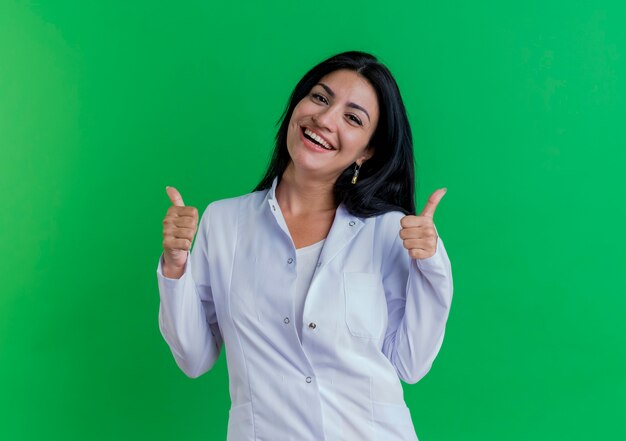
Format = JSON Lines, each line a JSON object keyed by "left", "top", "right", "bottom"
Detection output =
{"left": 157, "top": 177, "right": 453, "bottom": 441}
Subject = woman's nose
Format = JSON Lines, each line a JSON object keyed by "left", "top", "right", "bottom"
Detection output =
{"left": 312, "top": 107, "right": 339, "bottom": 131}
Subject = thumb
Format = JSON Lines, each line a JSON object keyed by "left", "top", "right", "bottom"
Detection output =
{"left": 419, "top": 188, "right": 447, "bottom": 218}
{"left": 166, "top": 186, "right": 185, "bottom": 207}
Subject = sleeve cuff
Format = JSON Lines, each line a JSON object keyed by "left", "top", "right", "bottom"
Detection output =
{"left": 156, "top": 252, "right": 191, "bottom": 288}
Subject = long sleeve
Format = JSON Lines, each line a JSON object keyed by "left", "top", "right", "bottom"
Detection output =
{"left": 156, "top": 204, "right": 223, "bottom": 378}
{"left": 381, "top": 217, "right": 454, "bottom": 384}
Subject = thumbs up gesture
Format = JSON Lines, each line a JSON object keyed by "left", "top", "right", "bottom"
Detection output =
{"left": 162, "top": 186, "right": 199, "bottom": 278}
{"left": 399, "top": 188, "right": 447, "bottom": 260}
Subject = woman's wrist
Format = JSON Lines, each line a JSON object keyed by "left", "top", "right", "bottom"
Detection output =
{"left": 162, "top": 261, "right": 185, "bottom": 279}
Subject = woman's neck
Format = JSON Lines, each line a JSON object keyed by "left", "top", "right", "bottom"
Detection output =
{"left": 276, "top": 165, "right": 337, "bottom": 217}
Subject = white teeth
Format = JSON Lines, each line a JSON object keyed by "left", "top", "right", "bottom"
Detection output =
{"left": 304, "top": 128, "right": 332, "bottom": 150}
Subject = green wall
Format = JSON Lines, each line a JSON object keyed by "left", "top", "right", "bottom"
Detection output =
{"left": 1, "top": 1, "right": 624, "bottom": 439}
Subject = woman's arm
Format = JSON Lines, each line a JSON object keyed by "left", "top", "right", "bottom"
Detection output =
{"left": 156, "top": 205, "right": 223, "bottom": 378}
{"left": 380, "top": 213, "right": 454, "bottom": 384}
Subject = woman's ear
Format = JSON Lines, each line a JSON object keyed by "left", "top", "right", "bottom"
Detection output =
{"left": 357, "top": 146, "right": 375, "bottom": 165}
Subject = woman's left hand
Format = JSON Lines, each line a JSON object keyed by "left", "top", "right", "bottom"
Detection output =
{"left": 399, "top": 188, "right": 447, "bottom": 260}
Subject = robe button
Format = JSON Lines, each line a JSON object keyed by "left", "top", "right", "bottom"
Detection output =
{"left": 308, "top": 322, "right": 317, "bottom": 329}
{"left": 349, "top": 221, "right": 356, "bottom": 226}
{"left": 284, "top": 317, "right": 290, "bottom": 324}
{"left": 287, "top": 257, "right": 294, "bottom": 264}
{"left": 306, "top": 376, "right": 312, "bottom": 383}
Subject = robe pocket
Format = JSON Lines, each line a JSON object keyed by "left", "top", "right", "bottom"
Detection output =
{"left": 372, "top": 401, "right": 419, "bottom": 441}
{"left": 343, "top": 272, "right": 386, "bottom": 339}
{"left": 226, "top": 401, "right": 254, "bottom": 441}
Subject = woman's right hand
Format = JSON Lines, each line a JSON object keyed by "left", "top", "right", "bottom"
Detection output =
{"left": 162, "top": 186, "right": 199, "bottom": 279}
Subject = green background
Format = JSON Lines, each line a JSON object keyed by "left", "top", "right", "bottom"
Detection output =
{"left": 1, "top": 0, "right": 624, "bottom": 439}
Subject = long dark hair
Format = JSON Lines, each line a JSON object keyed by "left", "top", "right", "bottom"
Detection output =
{"left": 254, "top": 51, "right": 416, "bottom": 217}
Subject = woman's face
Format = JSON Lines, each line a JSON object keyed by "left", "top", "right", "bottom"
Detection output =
{"left": 286, "top": 69, "right": 379, "bottom": 181}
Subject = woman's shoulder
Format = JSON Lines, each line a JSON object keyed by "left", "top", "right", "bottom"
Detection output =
{"left": 203, "top": 187, "right": 269, "bottom": 218}
{"left": 361, "top": 208, "right": 406, "bottom": 231}
{"left": 353, "top": 209, "right": 406, "bottom": 254}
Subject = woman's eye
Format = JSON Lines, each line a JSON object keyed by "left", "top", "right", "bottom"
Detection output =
{"left": 311, "top": 93, "right": 328, "bottom": 104}
{"left": 347, "top": 114, "right": 363, "bottom": 126}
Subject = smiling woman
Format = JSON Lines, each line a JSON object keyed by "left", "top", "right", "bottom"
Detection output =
{"left": 157, "top": 51, "right": 453, "bottom": 441}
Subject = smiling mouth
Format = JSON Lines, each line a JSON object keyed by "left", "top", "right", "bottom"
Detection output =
{"left": 301, "top": 127, "right": 335, "bottom": 150}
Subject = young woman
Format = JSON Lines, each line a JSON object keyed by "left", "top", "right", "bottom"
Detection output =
{"left": 158, "top": 51, "right": 453, "bottom": 441}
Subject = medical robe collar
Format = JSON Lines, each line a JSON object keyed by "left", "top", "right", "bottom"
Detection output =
{"left": 265, "top": 176, "right": 364, "bottom": 269}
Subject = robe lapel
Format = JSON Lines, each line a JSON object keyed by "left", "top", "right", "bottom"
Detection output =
{"left": 317, "top": 204, "right": 363, "bottom": 270}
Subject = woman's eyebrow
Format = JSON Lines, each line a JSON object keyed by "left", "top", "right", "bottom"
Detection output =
{"left": 317, "top": 82, "right": 371, "bottom": 122}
